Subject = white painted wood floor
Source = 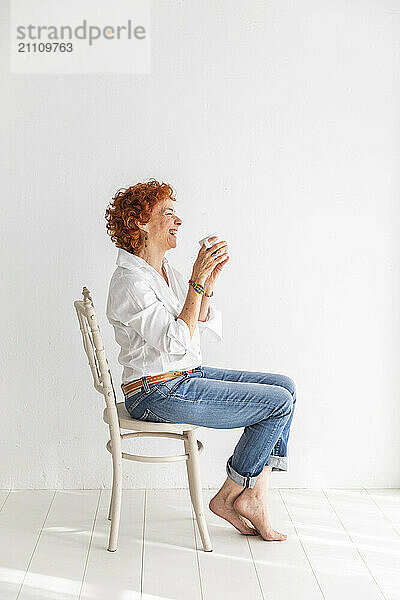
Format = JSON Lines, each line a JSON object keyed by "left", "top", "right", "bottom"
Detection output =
{"left": 1, "top": 488, "right": 399, "bottom": 599}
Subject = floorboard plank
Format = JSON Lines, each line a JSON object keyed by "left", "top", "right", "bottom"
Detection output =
{"left": 0, "top": 490, "right": 55, "bottom": 600}
{"left": 193, "top": 489, "right": 263, "bottom": 600}
{"left": 18, "top": 490, "right": 100, "bottom": 600}
{"left": 365, "top": 489, "right": 400, "bottom": 536}
{"left": 142, "top": 488, "right": 202, "bottom": 600}
{"left": 247, "top": 488, "right": 324, "bottom": 599}
{"left": 0, "top": 491, "right": 11, "bottom": 512}
{"left": 79, "top": 489, "right": 144, "bottom": 600}
{"left": 281, "top": 489, "right": 384, "bottom": 600}
{"left": 325, "top": 489, "right": 400, "bottom": 600}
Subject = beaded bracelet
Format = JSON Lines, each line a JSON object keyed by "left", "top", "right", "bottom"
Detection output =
{"left": 188, "top": 279, "right": 214, "bottom": 297}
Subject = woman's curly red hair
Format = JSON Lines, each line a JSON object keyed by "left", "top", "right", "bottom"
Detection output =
{"left": 105, "top": 179, "right": 176, "bottom": 254}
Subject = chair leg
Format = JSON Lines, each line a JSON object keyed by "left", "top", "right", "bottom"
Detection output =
{"left": 184, "top": 429, "right": 213, "bottom": 552}
{"left": 107, "top": 439, "right": 117, "bottom": 520}
{"left": 107, "top": 484, "right": 113, "bottom": 521}
{"left": 107, "top": 447, "right": 122, "bottom": 552}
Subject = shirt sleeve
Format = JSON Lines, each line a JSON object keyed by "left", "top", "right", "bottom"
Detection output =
{"left": 109, "top": 275, "right": 191, "bottom": 358}
{"left": 197, "top": 298, "right": 223, "bottom": 342}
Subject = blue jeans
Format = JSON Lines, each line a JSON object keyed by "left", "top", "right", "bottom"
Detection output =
{"left": 123, "top": 366, "right": 296, "bottom": 488}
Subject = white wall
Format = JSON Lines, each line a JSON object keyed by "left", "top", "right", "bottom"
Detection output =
{"left": 1, "top": 0, "right": 400, "bottom": 489}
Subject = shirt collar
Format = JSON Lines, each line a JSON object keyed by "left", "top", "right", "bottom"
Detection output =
{"left": 116, "top": 248, "right": 168, "bottom": 271}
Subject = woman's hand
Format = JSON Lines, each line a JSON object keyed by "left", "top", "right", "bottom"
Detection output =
{"left": 191, "top": 237, "right": 229, "bottom": 285}
{"left": 204, "top": 256, "right": 229, "bottom": 292}
{"left": 205, "top": 249, "right": 229, "bottom": 290}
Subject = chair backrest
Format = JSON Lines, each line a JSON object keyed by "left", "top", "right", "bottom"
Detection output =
{"left": 74, "top": 287, "right": 119, "bottom": 421}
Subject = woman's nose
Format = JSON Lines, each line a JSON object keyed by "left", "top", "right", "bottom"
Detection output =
{"left": 175, "top": 216, "right": 182, "bottom": 225}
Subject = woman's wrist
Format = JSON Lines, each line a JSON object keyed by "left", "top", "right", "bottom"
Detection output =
{"left": 188, "top": 279, "right": 214, "bottom": 297}
{"left": 191, "top": 273, "right": 206, "bottom": 287}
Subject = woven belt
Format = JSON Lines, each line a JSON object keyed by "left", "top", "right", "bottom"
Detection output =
{"left": 121, "top": 369, "right": 196, "bottom": 397}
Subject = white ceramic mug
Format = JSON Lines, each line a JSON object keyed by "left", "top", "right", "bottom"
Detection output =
{"left": 198, "top": 233, "right": 219, "bottom": 249}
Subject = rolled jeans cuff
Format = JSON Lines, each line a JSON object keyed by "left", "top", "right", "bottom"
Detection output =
{"left": 226, "top": 456, "right": 258, "bottom": 488}
{"left": 226, "top": 454, "right": 288, "bottom": 488}
{"left": 266, "top": 455, "right": 288, "bottom": 472}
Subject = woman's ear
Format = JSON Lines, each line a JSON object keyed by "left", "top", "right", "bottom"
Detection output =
{"left": 137, "top": 221, "right": 149, "bottom": 234}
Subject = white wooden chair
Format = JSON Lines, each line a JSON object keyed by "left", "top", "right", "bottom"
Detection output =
{"left": 74, "top": 287, "right": 213, "bottom": 552}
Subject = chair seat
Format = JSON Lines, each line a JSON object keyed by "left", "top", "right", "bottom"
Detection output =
{"left": 103, "top": 402, "right": 201, "bottom": 433}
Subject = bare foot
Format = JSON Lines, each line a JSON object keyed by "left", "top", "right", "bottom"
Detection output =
{"left": 233, "top": 493, "right": 287, "bottom": 541}
{"left": 209, "top": 494, "right": 258, "bottom": 535}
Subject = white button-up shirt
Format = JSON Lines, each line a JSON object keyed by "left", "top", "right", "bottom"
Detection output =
{"left": 106, "top": 248, "right": 222, "bottom": 383}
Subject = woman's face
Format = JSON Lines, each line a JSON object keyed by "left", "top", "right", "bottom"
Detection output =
{"left": 143, "top": 198, "right": 182, "bottom": 252}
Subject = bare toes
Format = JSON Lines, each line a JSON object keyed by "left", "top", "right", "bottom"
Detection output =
{"left": 233, "top": 497, "right": 286, "bottom": 541}
{"left": 263, "top": 529, "right": 287, "bottom": 541}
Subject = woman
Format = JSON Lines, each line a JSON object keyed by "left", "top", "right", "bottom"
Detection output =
{"left": 105, "top": 179, "right": 296, "bottom": 542}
